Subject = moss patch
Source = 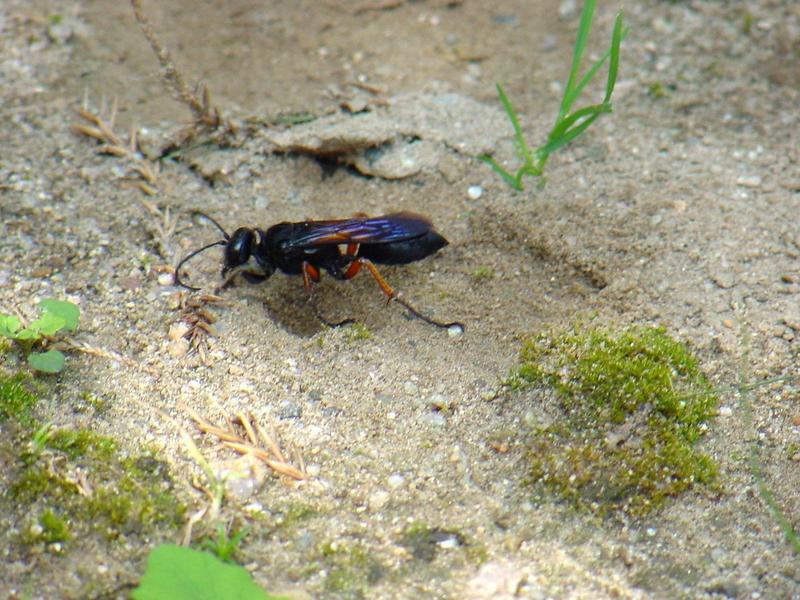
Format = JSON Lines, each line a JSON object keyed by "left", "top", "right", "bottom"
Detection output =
{"left": 317, "top": 540, "right": 385, "bottom": 595}
{"left": 513, "top": 325, "right": 718, "bottom": 517}
{"left": 0, "top": 372, "right": 37, "bottom": 427}
{"left": 0, "top": 371, "right": 186, "bottom": 555}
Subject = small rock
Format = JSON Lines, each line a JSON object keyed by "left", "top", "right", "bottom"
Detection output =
{"left": 736, "top": 175, "right": 762, "bottom": 188}
{"left": 465, "top": 561, "right": 529, "bottom": 600}
{"left": 421, "top": 412, "right": 446, "bottom": 428}
{"left": 711, "top": 272, "right": 737, "bottom": 289}
{"left": 168, "top": 322, "right": 190, "bottom": 341}
{"left": 559, "top": 0, "right": 577, "bottom": 19}
{"left": 467, "top": 185, "right": 483, "bottom": 200}
{"left": 387, "top": 474, "right": 405, "bottom": 489}
{"left": 31, "top": 266, "right": 52, "bottom": 278}
{"left": 428, "top": 393, "right": 449, "bottom": 411}
{"left": 368, "top": 489, "right": 390, "bottom": 512}
{"left": 228, "top": 365, "right": 245, "bottom": 376}
{"left": 448, "top": 323, "right": 464, "bottom": 337}
{"left": 167, "top": 338, "right": 190, "bottom": 358}
{"left": 119, "top": 276, "right": 141, "bottom": 291}
{"left": 278, "top": 400, "right": 302, "bottom": 420}
{"left": 718, "top": 406, "right": 733, "bottom": 417}
{"left": 158, "top": 272, "right": 175, "bottom": 286}
{"left": 306, "top": 463, "right": 321, "bottom": 477}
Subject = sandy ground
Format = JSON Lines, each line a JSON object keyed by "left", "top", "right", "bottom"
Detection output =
{"left": 1, "top": 0, "right": 799, "bottom": 598}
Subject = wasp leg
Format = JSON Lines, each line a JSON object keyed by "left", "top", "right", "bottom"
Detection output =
{"left": 343, "top": 256, "right": 464, "bottom": 331}
{"left": 302, "top": 261, "right": 354, "bottom": 328}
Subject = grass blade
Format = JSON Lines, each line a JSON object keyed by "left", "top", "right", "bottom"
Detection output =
{"left": 559, "top": 0, "right": 597, "bottom": 119}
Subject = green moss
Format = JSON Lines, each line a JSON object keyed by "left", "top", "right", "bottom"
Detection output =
{"left": 471, "top": 266, "right": 494, "bottom": 282}
{"left": 276, "top": 502, "right": 315, "bottom": 531}
{"left": 400, "top": 523, "right": 466, "bottom": 562}
{"left": 46, "top": 428, "right": 116, "bottom": 460}
{"left": 318, "top": 540, "right": 384, "bottom": 594}
{"left": 1, "top": 372, "right": 185, "bottom": 551}
{"left": 513, "top": 325, "right": 718, "bottom": 517}
{"left": 345, "top": 322, "right": 371, "bottom": 342}
{"left": 0, "top": 372, "right": 37, "bottom": 428}
{"left": 39, "top": 509, "right": 71, "bottom": 543}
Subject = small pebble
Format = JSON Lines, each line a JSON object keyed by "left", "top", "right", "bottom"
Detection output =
{"left": 167, "top": 338, "right": 190, "bottom": 358}
{"left": 228, "top": 365, "right": 245, "bottom": 376}
{"left": 421, "top": 412, "right": 446, "bottom": 428}
{"left": 158, "top": 272, "right": 174, "bottom": 286}
{"left": 428, "top": 393, "right": 448, "bottom": 410}
{"left": 736, "top": 175, "right": 762, "bottom": 188}
{"left": 168, "top": 322, "right": 190, "bottom": 341}
{"left": 278, "top": 400, "right": 302, "bottom": 420}
{"left": 646, "top": 527, "right": 657, "bottom": 537}
{"left": 559, "top": 0, "right": 577, "bottom": 19}
{"left": 306, "top": 463, "right": 321, "bottom": 477}
{"left": 448, "top": 323, "right": 464, "bottom": 337}
{"left": 368, "top": 489, "right": 390, "bottom": 512}
{"left": 387, "top": 474, "right": 405, "bottom": 489}
{"left": 718, "top": 406, "right": 733, "bottom": 417}
{"left": 467, "top": 185, "right": 483, "bottom": 200}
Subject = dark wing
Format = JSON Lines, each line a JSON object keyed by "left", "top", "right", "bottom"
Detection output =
{"left": 283, "top": 212, "right": 434, "bottom": 249}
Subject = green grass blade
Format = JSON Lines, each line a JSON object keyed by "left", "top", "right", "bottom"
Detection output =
{"left": 563, "top": 22, "right": 626, "bottom": 113}
{"left": 603, "top": 12, "right": 625, "bottom": 103}
{"left": 538, "top": 113, "right": 601, "bottom": 157}
{"left": 548, "top": 103, "right": 610, "bottom": 144}
{"left": 495, "top": 83, "right": 533, "bottom": 164}
{"left": 559, "top": 0, "right": 597, "bottom": 120}
{"left": 479, "top": 155, "right": 523, "bottom": 190}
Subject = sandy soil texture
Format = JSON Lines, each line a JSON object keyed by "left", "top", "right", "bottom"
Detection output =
{"left": 1, "top": 0, "right": 799, "bottom": 598}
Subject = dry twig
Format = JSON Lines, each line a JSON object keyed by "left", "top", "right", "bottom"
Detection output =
{"left": 140, "top": 199, "right": 179, "bottom": 261}
{"left": 58, "top": 337, "right": 159, "bottom": 375}
{"left": 130, "top": 0, "right": 234, "bottom": 137}
{"left": 71, "top": 96, "right": 159, "bottom": 195}
{"left": 189, "top": 410, "right": 307, "bottom": 481}
{"left": 170, "top": 292, "right": 223, "bottom": 365}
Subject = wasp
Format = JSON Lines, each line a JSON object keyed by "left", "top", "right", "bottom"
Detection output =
{"left": 174, "top": 211, "right": 463, "bottom": 331}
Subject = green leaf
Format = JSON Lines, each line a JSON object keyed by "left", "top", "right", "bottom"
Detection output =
{"left": 132, "top": 545, "right": 280, "bottom": 600}
{"left": 27, "top": 312, "right": 67, "bottom": 337}
{"left": 38, "top": 299, "right": 79, "bottom": 332}
{"left": 0, "top": 314, "right": 22, "bottom": 338}
{"left": 28, "top": 350, "right": 66, "bottom": 373}
{"left": 15, "top": 328, "right": 41, "bottom": 341}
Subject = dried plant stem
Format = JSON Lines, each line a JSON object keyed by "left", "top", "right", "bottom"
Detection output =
{"left": 189, "top": 410, "right": 307, "bottom": 481}
{"left": 130, "top": 0, "right": 222, "bottom": 129}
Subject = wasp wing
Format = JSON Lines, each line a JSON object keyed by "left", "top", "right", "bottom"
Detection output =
{"left": 283, "top": 212, "right": 434, "bottom": 249}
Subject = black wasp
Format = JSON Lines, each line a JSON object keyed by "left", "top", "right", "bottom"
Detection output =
{"left": 174, "top": 211, "right": 463, "bottom": 331}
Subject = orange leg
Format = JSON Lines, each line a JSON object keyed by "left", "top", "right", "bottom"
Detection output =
{"left": 302, "top": 261, "right": 321, "bottom": 295}
{"left": 342, "top": 256, "right": 462, "bottom": 330}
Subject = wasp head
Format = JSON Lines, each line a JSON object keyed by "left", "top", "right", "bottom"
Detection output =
{"left": 223, "top": 228, "right": 275, "bottom": 284}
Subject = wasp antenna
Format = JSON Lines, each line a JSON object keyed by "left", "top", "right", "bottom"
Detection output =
{"left": 190, "top": 211, "right": 231, "bottom": 240}
{"left": 174, "top": 240, "right": 226, "bottom": 290}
